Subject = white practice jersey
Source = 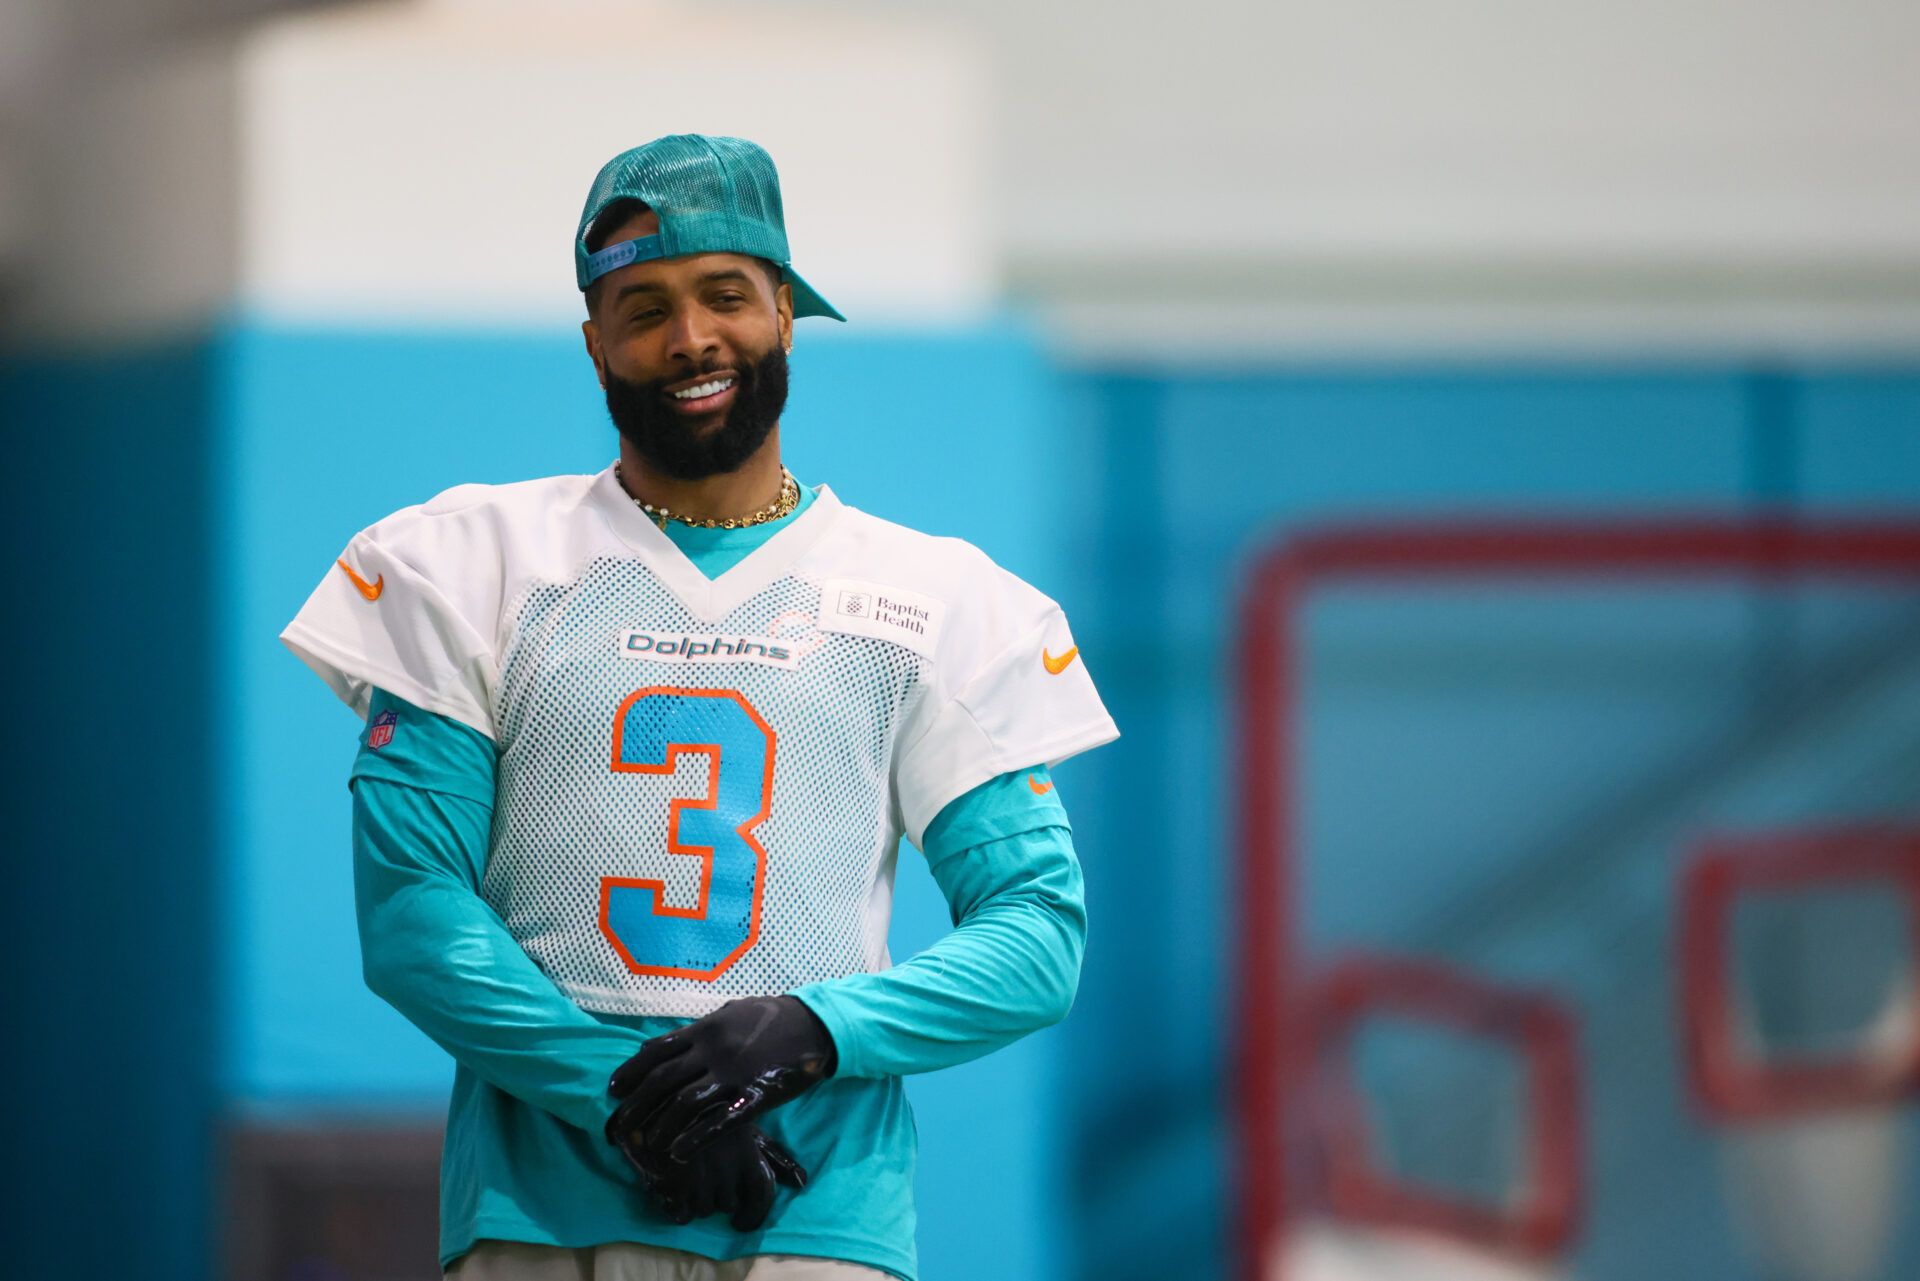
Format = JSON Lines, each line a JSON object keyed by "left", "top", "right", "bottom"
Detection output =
{"left": 282, "top": 467, "right": 1118, "bottom": 1018}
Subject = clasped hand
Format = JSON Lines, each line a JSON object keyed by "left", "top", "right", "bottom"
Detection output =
{"left": 604, "top": 995, "right": 838, "bottom": 1230}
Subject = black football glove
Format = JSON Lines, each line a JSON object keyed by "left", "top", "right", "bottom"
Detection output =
{"left": 607, "top": 995, "right": 837, "bottom": 1162}
{"left": 606, "top": 1110, "right": 808, "bottom": 1231}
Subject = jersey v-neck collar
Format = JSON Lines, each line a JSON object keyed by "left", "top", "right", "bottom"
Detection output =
{"left": 588, "top": 463, "right": 843, "bottom": 623}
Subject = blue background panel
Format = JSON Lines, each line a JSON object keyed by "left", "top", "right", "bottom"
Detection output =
{"left": 1, "top": 340, "right": 223, "bottom": 1281}
{"left": 9, "top": 334, "right": 1920, "bottom": 1281}
{"left": 1062, "top": 364, "right": 1920, "bottom": 1281}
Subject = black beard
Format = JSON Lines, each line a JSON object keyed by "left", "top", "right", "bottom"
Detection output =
{"left": 602, "top": 346, "right": 789, "bottom": 482}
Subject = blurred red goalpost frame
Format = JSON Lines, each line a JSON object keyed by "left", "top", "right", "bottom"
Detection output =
{"left": 1234, "top": 518, "right": 1920, "bottom": 1281}
{"left": 1681, "top": 824, "right": 1920, "bottom": 1122}
{"left": 1304, "top": 954, "right": 1583, "bottom": 1257}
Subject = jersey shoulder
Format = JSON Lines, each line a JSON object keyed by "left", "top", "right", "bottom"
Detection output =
{"left": 353, "top": 472, "right": 621, "bottom": 611}
{"left": 815, "top": 499, "right": 1068, "bottom": 690}
{"left": 284, "top": 472, "right": 608, "bottom": 736}
{"left": 820, "top": 498, "right": 1115, "bottom": 843}
{"left": 359, "top": 472, "right": 600, "bottom": 564}
{"left": 822, "top": 501, "right": 1059, "bottom": 614}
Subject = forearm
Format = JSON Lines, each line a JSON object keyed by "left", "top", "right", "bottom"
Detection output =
{"left": 793, "top": 822, "right": 1086, "bottom": 1080}
{"left": 353, "top": 777, "right": 644, "bottom": 1133}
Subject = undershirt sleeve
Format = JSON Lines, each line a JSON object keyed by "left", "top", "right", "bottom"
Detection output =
{"left": 891, "top": 605, "right": 1117, "bottom": 848}
{"left": 790, "top": 766, "right": 1087, "bottom": 1080}
{"left": 350, "top": 689, "right": 647, "bottom": 1135}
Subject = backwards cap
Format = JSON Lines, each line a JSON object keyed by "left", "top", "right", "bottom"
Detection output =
{"left": 574, "top": 134, "right": 845, "bottom": 322}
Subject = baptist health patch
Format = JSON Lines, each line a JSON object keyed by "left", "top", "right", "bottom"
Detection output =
{"left": 817, "top": 578, "right": 945, "bottom": 658}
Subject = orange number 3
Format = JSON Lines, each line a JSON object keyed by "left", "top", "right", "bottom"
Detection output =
{"left": 600, "top": 686, "right": 776, "bottom": 981}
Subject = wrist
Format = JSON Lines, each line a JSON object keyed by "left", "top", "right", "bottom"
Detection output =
{"left": 778, "top": 994, "right": 839, "bottom": 1079}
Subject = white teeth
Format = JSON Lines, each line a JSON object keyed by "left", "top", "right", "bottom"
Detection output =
{"left": 672, "top": 378, "right": 734, "bottom": 400}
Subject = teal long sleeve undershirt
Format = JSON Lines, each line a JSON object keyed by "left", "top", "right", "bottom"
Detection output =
{"left": 791, "top": 774, "right": 1085, "bottom": 1081}
{"left": 352, "top": 695, "right": 1085, "bottom": 1106}
{"left": 352, "top": 770, "right": 648, "bottom": 1134}
{"left": 349, "top": 478, "right": 1088, "bottom": 1128}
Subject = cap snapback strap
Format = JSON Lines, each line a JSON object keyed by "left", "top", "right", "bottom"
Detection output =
{"left": 583, "top": 233, "right": 666, "bottom": 287}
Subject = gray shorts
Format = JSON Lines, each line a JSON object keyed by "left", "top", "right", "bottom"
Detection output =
{"left": 446, "top": 1240, "right": 893, "bottom": 1281}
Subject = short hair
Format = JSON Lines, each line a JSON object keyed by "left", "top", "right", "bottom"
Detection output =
{"left": 583, "top": 197, "right": 783, "bottom": 314}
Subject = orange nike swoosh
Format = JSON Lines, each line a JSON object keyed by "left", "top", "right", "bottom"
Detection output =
{"left": 1042, "top": 646, "right": 1079, "bottom": 675}
{"left": 1028, "top": 773, "right": 1054, "bottom": 796}
{"left": 336, "top": 558, "right": 384, "bottom": 601}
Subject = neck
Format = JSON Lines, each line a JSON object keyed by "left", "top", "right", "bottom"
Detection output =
{"left": 616, "top": 427, "right": 786, "bottom": 522}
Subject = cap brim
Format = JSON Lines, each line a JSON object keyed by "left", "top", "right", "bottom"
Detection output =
{"left": 782, "top": 265, "right": 845, "bottom": 322}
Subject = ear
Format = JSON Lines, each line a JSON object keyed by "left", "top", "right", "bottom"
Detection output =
{"left": 775, "top": 283, "right": 794, "bottom": 352}
{"left": 582, "top": 318, "right": 608, "bottom": 389}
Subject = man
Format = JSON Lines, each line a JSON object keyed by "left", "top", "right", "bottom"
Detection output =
{"left": 282, "top": 134, "right": 1117, "bottom": 1281}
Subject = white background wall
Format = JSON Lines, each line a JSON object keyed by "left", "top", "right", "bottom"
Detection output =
{"left": 4, "top": 0, "right": 1919, "bottom": 351}
{"left": 0, "top": 0, "right": 287, "bottom": 307}
{"left": 868, "top": 0, "right": 1920, "bottom": 263}
{"left": 2, "top": 0, "right": 991, "bottom": 338}
{"left": 235, "top": 1, "right": 990, "bottom": 327}
{"left": 844, "top": 0, "right": 1920, "bottom": 354}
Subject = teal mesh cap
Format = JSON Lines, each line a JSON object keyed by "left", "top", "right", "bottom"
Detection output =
{"left": 575, "top": 134, "right": 844, "bottom": 321}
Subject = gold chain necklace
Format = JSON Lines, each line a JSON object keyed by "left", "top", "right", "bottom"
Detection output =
{"left": 615, "top": 461, "right": 800, "bottom": 532}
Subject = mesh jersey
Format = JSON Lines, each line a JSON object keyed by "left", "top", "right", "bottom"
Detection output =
{"left": 282, "top": 467, "right": 1117, "bottom": 1018}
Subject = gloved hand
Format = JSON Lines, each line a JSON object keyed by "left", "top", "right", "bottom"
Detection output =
{"left": 606, "top": 1109, "right": 808, "bottom": 1231}
{"left": 607, "top": 995, "right": 838, "bottom": 1162}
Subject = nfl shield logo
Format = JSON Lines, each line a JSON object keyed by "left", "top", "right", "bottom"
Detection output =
{"left": 368, "top": 709, "right": 398, "bottom": 749}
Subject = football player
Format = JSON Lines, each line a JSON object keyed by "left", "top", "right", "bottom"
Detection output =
{"left": 283, "top": 134, "right": 1117, "bottom": 1281}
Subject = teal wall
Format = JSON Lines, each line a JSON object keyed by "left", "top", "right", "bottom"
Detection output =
{"left": 1, "top": 340, "right": 223, "bottom": 1281}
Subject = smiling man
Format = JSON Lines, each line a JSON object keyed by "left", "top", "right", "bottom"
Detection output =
{"left": 281, "top": 134, "right": 1117, "bottom": 1281}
